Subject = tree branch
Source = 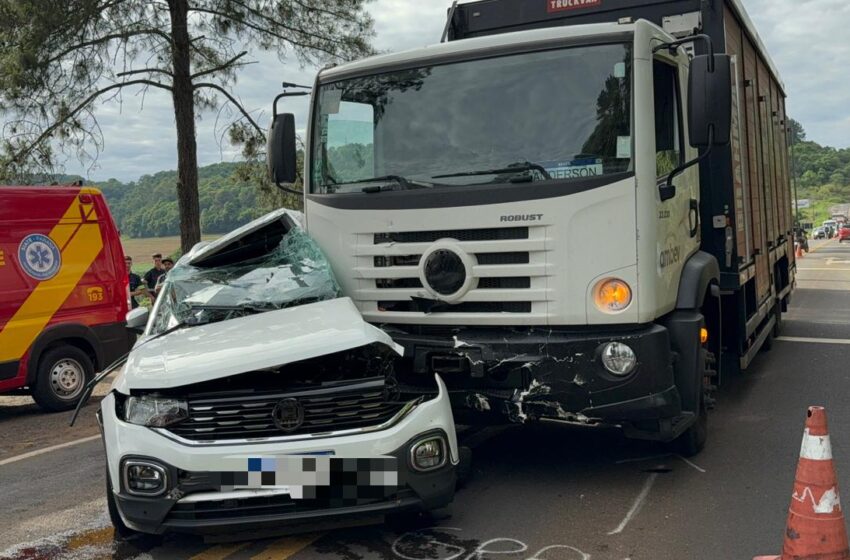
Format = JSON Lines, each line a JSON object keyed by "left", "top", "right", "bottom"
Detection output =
{"left": 190, "top": 50, "right": 248, "bottom": 80}
{"left": 193, "top": 82, "right": 263, "bottom": 136}
{"left": 47, "top": 28, "right": 172, "bottom": 65}
{"left": 117, "top": 67, "right": 173, "bottom": 78}
{"left": 8, "top": 79, "right": 173, "bottom": 165}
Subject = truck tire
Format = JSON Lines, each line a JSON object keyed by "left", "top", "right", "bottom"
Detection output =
{"left": 107, "top": 467, "right": 138, "bottom": 539}
{"left": 672, "top": 348, "right": 710, "bottom": 457}
{"left": 31, "top": 345, "right": 94, "bottom": 412}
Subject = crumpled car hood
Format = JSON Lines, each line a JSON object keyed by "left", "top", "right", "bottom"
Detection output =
{"left": 113, "top": 297, "right": 403, "bottom": 392}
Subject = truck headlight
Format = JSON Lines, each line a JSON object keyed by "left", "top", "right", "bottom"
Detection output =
{"left": 125, "top": 396, "right": 188, "bottom": 427}
{"left": 593, "top": 278, "right": 632, "bottom": 313}
{"left": 599, "top": 342, "right": 637, "bottom": 376}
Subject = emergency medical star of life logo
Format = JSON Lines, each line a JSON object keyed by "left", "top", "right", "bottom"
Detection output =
{"left": 18, "top": 234, "right": 61, "bottom": 281}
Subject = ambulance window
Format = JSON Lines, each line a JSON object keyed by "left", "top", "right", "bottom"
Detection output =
{"left": 654, "top": 60, "right": 683, "bottom": 178}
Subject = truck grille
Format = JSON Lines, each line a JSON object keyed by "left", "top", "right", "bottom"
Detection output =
{"left": 165, "top": 380, "right": 408, "bottom": 442}
{"left": 355, "top": 225, "right": 551, "bottom": 324}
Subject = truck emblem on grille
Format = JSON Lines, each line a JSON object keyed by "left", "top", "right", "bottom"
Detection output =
{"left": 272, "top": 398, "right": 304, "bottom": 432}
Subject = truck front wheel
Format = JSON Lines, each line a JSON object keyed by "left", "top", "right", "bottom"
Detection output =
{"left": 671, "top": 348, "right": 712, "bottom": 457}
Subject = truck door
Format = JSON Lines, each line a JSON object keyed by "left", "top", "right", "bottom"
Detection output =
{"left": 652, "top": 54, "right": 699, "bottom": 310}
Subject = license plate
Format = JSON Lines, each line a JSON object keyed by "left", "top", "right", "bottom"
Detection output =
{"left": 218, "top": 456, "right": 398, "bottom": 501}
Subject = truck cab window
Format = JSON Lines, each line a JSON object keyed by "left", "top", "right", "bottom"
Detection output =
{"left": 653, "top": 60, "right": 683, "bottom": 178}
{"left": 316, "top": 99, "right": 375, "bottom": 185}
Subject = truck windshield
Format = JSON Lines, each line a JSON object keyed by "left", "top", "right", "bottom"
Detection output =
{"left": 311, "top": 43, "right": 632, "bottom": 193}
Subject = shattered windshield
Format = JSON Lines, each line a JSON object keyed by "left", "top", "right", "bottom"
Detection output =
{"left": 150, "top": 227, "right": 340, "bottom": 335}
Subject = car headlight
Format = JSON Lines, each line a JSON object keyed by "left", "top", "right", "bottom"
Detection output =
{"left": 593, "top": 278, "right": 632, "bottom": 313}
{"left": 124, "top": 395, "right": 188, "bottom": 427}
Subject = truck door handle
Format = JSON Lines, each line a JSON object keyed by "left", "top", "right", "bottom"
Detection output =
{"left": 689, "top": 199, "right": 699, "bottom": 238}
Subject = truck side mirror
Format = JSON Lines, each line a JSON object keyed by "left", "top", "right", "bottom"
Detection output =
{"left": 688, "top": 54, "right": 732, "bottom": 147}
{"left": 267, "top": 113, "right": 298, "bottom": 184}
{"left": 125, "top": 307, "right": 149, "bottom": 334}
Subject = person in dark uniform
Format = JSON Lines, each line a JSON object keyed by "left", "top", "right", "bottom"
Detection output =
{"left": 143, "top": 253, "right": 166, "bottom": 296}
{"left": 126, "top": 256, "right": 147, "bottom": 309}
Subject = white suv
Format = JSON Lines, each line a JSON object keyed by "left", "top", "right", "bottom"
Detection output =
{"left": 98, "top": 210, "right": 457, "bottom": 536}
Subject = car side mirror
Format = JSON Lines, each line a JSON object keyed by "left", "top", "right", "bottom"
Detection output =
{"left": 267, "top": 113, "right": 298, "bottom": 185}
{"left": 688, "top": 54, "right": 732, "bottom": 147}
{"left": 126, "top": 307, "right": 149, "bottom": 334}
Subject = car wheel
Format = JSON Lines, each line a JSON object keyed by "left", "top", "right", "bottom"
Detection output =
{"left": 107, "top": 466, "right": 139, "bottom": 539}
{"left": 31, "top": 345, "right": 94, "bottom": 412}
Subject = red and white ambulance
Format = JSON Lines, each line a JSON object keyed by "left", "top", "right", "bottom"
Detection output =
{"left": 0, "top": 185, "right": 133, "bottom": 411}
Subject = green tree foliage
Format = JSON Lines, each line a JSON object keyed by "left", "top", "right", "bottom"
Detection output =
{"left": 96, "top": 161, "right": 287, "bottom": 237}
{"left": 0, "top": 0, "right": 374, "bottom": 251}
{"left": 789, "top": 120, "right": 850, "bottom": 222}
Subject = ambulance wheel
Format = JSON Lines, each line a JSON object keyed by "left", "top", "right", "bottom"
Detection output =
{"left": 31, "top": 345, "right": 93, "bottom": 412}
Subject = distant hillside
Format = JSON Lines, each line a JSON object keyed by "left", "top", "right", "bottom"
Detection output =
{"left": 92, "top": 162, "right": 276, "bottom": 238}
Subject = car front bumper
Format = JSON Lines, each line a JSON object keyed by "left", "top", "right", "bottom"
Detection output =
{"left": 100, "top": 376, "right": 458, "bottom": 535}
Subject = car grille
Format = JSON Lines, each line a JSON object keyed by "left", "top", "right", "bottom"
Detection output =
{"left": 165, "top": 379, "right": 408, "bottom": 442}
{"left": 354, "top": 225, "right": 551, "bottom": 323}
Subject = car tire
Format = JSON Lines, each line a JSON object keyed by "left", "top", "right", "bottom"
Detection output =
{"left": 107, "top": 467, "right": 139, "bottom": 540}
{"left": 31, "top": 345, "right": 94, "bottom": 412}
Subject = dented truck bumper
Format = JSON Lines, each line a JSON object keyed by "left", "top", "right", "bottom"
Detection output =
{"left": 389, "top": 324, "right": 684, "bottom": 440}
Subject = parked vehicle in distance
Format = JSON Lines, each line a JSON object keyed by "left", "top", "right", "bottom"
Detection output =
{"left": 0, "top": 185, "right": 132, "bottom": 411}
{"left": 100, "top": 210, "right": 458, "bottom": 537}
{"left": 839, "top": 224, "right": 850, "bottom": 243}
{"left": 823, "top": 220, "right": 838, "bottom": 238}
{"left": 813, "top": 227, "right": 826, "bottom": 240}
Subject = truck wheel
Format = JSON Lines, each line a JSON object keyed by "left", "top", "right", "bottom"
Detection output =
{"left": 31, "top": 345, "right": 94, "bottom": 412}
{"left": 107, "top": 467, "right": 138, "bottom": 539}
{"left": 672, "top": 349, "right": 710, "bottom": 457}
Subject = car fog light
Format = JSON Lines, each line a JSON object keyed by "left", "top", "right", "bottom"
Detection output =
{"left": 600, "top": 342, "right": 637, "bottom": 376}
{"left": 124, "top": 460, "right": 167, "bottom": 496}
{"left": 410, "top": 436, "right": 447, "bottom": 472}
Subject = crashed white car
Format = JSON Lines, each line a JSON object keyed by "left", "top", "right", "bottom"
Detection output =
{"left": 97, "top": 210, "right": 458, "bottom": 536}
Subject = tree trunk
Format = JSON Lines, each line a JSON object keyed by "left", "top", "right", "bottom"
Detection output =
{"left": 168, "top": 0, "right": 201, "bottom": 253}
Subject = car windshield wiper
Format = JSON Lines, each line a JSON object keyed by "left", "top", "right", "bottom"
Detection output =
{"left": 329, "top": 175, "right": 434, "bottom": 193}
{"left": 70, "top": 319, "right": 194, "bottom": 426}
{"left": 433, "top": 162, "right": 552, "bottom": 181}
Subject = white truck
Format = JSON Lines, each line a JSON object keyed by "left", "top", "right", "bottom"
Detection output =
{"left": 268, "top": 0, "right": 795, "bottom": 455}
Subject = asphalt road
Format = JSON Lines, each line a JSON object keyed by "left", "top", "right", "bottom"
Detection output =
{"left": 2, "top": 237, "right": 849, "bottom": 560}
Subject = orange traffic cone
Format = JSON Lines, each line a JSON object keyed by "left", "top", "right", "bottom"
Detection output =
{"left": 796, "top": 242, "right": 805, "bottom": 259}
{"left": 755, "top": 406, "right": 850, "bottom": 560}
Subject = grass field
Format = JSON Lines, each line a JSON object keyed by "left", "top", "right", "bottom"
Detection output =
{"left": 122, "top": 235, "right": 218, "bottom": 273}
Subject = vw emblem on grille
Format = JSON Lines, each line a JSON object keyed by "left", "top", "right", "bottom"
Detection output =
{"left": 272, "top": 398, "right": 304, "bottom": 432}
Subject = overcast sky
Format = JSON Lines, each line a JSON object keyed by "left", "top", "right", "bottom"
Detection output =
{"left": 63, "top": 0, "right": 850, "bottom": 182}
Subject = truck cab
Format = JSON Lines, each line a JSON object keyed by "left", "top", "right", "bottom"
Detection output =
{"left": 268, "top": 0, "right": 792, "bottom": 456}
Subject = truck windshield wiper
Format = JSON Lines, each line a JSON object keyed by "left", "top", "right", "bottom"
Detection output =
{"left": 69, "top": 319, "right": 193, "bottom": 427}
{"left": 330, "top": 175, "right": 434, "bottom": 193}
{"left": 433, "top": 162, "right": 552, "bottom": 181}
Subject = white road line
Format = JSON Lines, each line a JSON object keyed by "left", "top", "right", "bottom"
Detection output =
{"left": 607, "top": 473, "right": 658, "bottom": 535}
{"left": 776, "top": 336, "right": 850, "bottom": 345}
{"left": 0, "top": 434, "right": 100, "bottom": 467}
{"left": 676, "top": 455, "right": 706, "bottom": 473}
{"left": 796, "top": 268, "right": 850, "bottom": 271}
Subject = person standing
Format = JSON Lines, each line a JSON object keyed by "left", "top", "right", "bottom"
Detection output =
{"left": 126, "top": 256, "right": 147, "bottom": 309}
{"left": 154, "top": 257, "right": 175, "bottom": 295}
{"left": 143, "top": 253, "right": 166, "bottom": 295}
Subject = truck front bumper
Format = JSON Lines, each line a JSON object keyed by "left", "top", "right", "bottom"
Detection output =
{"left": 388, "top": 324, "right": 683, "bottom": 439}
{"left": 100, "top": 377, "right": 458, "bottom": 535}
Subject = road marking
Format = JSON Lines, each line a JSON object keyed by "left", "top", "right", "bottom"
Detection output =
{"left": 250, "top": 534, "right": 322, "bottom": 559}
{"left": 676, "top": 455, "right": 706, "bottom": 473}
{"left": 607, "top": 473, "right": 658, "bottom": 535}
{"left": 615, "top": 453, "right": 671, "bottom": 465}
{"left": 796, "top": 268, "right": 850, "bottom": 271}
{"left": 190, "top": 542, "right": 251, "bottom": 560}
{"left": 777, "top": 336, "right": 850, "bottom": 345}
{"left": 0, "top": 434, "right": 100, "bottom": 467}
